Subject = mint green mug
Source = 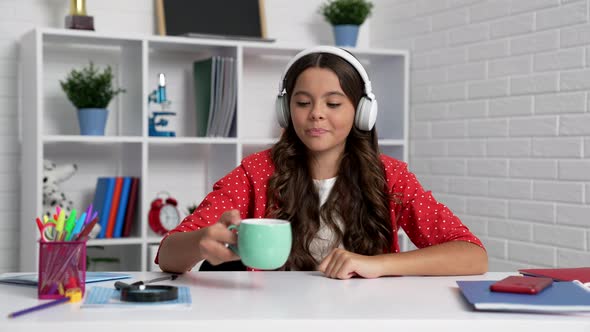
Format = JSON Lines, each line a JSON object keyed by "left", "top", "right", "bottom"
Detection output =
{"left": 228, "top": 218, "right": 292, "bottom": 270}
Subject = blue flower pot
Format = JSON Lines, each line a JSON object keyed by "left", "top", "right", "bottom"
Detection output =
{"left": 77, "top": 108, "right": 109, "bottom": 135}
{"left": 333, "top": 25, "right": 360, "bottom": 47}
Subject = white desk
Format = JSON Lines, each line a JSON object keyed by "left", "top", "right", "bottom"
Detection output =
{"left": 1, "top": 271, "right": 589, "bottom": 331}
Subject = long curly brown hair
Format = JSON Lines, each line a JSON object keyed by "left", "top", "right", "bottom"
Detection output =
{"left": 267, "top": 52, "right": 393, "bottom": 271}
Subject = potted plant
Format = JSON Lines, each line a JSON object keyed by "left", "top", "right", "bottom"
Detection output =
{"left": 319, "top": 0, "right": 374, "bottom": 47}
{"left": 60, "top": 62, "right": 125, "bottom": 135}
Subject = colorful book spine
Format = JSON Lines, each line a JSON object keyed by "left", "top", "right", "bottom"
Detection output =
{"left": 105, "top": 177, "right": 123, "bottom": 238}
{"left": 122, "top": 178, "right": 139, "bottom": 237}
{"left": 93, "top": 177, "right": 115, "bottom": 239}
{"left": 113, "top": 177, "right": 132, "bottom": 238}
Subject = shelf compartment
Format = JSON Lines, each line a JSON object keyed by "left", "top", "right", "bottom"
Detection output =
{"left": 358, "top": 53, "right": 407, "bottom": 141}
{"left": 43, "top": 141, "right": 142, "bottom": 221}
{"left": 42, "top": 35, "right": 143, "bottom": 137}
{"left": 240, "top": 142, "right": 275, "bottom": 161}
{"left": 240, "top": 50, "right": 299, "bottom": 140}
{"left": 148, "top": 42, "right": 237, "bottom": 138}
{"left": 380, "top": 144, "right": 405, "bottom": 162}
{"left": 147, "top": 143, "right": 238, "bottom": 226}
{"left": 87, "top": 244, "right": 142, "bottom": 271}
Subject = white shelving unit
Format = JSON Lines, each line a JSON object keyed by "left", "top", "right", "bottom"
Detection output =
{"left": 19, "top": 28, "right": 409, "bottom": 272}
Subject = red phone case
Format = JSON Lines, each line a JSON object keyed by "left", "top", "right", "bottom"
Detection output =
{"left": 490, "top": 276, "right": 553, "bottom": 294}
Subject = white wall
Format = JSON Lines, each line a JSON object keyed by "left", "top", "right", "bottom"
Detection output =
{"left": 372, "top": 0, "right": 590, "bottom": 271}
{"left": 0, "top": 0, "right": 371, "bottom": 272}
{"left": 5, "top": 0, "right": 589, "bottom": 273}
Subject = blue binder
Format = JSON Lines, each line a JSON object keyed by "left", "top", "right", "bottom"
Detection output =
{"left": 113, "top": 177, "right": 132, "bottom": 238}
{"left": 457, "top": 280, "right": 590, "bottom": 313}
{"left": 92, "top": 177, "right": 116, "bottom": 239}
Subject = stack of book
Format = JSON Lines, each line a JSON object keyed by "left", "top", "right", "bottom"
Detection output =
{"left": 193, "top": 56, "right": 237, "bottom": 137}
{"left": 92, "top": 177, "right": 140, "bottom": 239}
{"left": 457, "top": 268, "right": 590, "bottom": 313}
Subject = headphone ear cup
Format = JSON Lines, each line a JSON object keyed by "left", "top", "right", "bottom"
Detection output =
{"left": 355, "top": 97, "right": 378, "bottom": 131}
{"left": 275, "top": 95, "right": 290, "bottom": 128}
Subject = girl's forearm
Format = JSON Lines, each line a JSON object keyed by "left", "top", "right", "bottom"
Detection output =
{"left": 158, "top": 230, "right": 204, "bottom": 273}
{"left": 376, "top": 241, "right": 488, "bottom": 277}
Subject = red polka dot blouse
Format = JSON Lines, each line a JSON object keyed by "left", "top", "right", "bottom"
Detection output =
{"left": 155, "top": 149, "right": 484, "bottom": 267}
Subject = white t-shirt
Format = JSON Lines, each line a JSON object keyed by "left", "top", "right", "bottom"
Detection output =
{"left": 309, "top": 177, "right": 344, "bottom": 263}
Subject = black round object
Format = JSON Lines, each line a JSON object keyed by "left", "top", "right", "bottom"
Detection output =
{"left": 120, "top": 285, "right": 178, "bottom": 302}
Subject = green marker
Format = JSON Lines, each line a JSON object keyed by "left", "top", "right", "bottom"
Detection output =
{"left": 64, "top": 209, "right": 77, "bottom": 241}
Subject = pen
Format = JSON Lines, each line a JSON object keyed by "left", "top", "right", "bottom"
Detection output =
{"left": 89, "top": 211, "right": 98, "bottom": 226}
{"left": 64, "top": 209, "right": 77, "bottom": 241}
{"left": 8, "top": 288, "right": 82, "bottom": 319}
{"left": 35, "top": 218, "right": 43, "bottom": 237}
{"left": 56, "top": 210, "right": 65, "bottom": 239}
{"left": 115, "top": 274, "right": 178, "bottom": 291}
{"left": 75, "top": 217, "right": 98, "bottom": 241}
{"left": 84, "top": 204, "right": 93, "bottom": 225}
{"left": 70, "top": 211, "right": 87, "bottom": 240}
{"left": 8, "top": 296, "right": 70, "bottom": 318}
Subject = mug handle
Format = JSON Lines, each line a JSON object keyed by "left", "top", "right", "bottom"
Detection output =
{"left": 227, "top": 225, "right": 239, "bottom": 256}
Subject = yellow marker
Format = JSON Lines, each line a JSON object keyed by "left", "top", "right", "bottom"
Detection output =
{"left": 58, "top": 283, "right": 65, "bottom": 296}
{"left": 56, "top": 210, "right": 65, "bottom": 238}
{"left": 65, "top": 288, "right": 82, "bottom": 303}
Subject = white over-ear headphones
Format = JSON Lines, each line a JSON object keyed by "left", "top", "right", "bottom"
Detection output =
{"left": 275, "top": 46, "right": 378, "bottom": 131}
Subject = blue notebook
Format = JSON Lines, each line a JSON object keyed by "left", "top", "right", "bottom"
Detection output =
{"left": 113, "top": 177, "right": 132, "bottom": 238}
{"left": 93, "top": 177, "right": 116, "bottom": 239}
{"left": 457, "top": 280, "right": 590, "bottom": 313}
{"left": 0, "top": 272, "right": 131, "bottom": 286}
{"left": 82, "top": 286, "right": 191, "bottom": 308}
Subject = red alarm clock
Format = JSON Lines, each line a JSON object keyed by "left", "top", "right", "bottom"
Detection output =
{"left": 148, "top": 191, "right": 181, "bottom": 235}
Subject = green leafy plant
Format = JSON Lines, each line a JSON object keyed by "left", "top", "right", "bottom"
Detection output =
{"left": 60, "top": 62, "right": 125, "bottom": 109}
{"left": 319, "top": 0, "right": 374, "bottom": 26}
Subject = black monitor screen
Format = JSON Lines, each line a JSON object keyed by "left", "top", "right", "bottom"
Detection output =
{"left": 162, "top": 0, "right": 263, "bottom": 37}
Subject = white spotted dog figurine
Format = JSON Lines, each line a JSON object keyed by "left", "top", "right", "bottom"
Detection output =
{"left": 42, "top": 160, "right": 77, "bottom": 220}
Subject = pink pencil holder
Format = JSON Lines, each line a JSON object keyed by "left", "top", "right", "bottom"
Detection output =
{"left": 38, "top": 240, "right": 86, "bottom": 299}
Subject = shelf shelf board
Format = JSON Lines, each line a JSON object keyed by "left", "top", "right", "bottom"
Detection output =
{"left": 243, "top": 44, "right": 409, "bottom": 57}
{"left": 238, "top": 138, "right": 402, "bottom": 146}
{"left": 240, "top": 138, "right": 279, "bottom": 145}
{"left": 40, "top": 27, "right": 141, "bottom": 46}
{"left": 147, "top": 237, "right": 164, "bottom": 244}
{"left": 38, "top": 28, "right": 410, "bottom": 57}
{"left": 378, "top": 139, "right": 406, "bottom": 146}
{"left": 147, "top": 137, "right": 238, "bottom": 144}
{"left": 43, "top": 135, "right": 143, "bottom": 143}
{"left": 87, "top": 237, "right": 143, "bottom": 246}
{"left": 42, "top": 135, "right": 245, "bottom": 145}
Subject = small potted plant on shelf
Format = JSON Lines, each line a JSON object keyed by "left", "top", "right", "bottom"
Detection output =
{"left": 319, "top": 0, "right": 374, "bottom": 47}
{"left": 60, "top": 62, "right": 126, "bottom": 136}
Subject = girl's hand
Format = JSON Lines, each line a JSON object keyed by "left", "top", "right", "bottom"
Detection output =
{"left": 318, "top": 248, "right": 382, "bottom": 279}
{"left": 196, "top": 210, "right": 241, "bottom": 265}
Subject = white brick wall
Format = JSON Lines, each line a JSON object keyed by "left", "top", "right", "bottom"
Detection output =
{"left": 0, "top": 0, "right": 369, "bottom": 272}
{"left": 3, "top": 0, "right": 588, "bottom": 273}
{"left": 373, "top": 0, "right": 590, "bottom": 271}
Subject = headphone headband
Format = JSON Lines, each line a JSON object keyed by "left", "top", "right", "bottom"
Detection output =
{"left": 275, "top": 45, "right": 378, "bottom": 131}
{"left": 277, "top": 46, "right": 373, "bottom": 99}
